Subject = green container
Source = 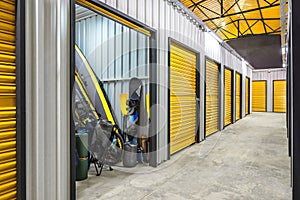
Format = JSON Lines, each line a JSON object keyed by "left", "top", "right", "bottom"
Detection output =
{"left": 76, "top": 132, "right": 89, "bottom": 158}
{"left": 76, "top": 158, "right": 89, "bottom": 181}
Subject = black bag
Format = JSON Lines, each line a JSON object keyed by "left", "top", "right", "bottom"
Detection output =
{"left": 89, "top": 119, "right": 123, "bottom": 166}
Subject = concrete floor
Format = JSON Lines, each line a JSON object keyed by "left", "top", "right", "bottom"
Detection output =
{"left": 76, "top": 113, "right": 291, "bottom": 200}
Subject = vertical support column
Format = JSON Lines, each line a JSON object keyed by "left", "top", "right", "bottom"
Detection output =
{"left": 232, "top": 70, "right": 236, "bottom": 123}
{"left": 149, "top": 32, "right": 158, "bottom": 167}
{"left": 16, "top": 0, "right": 26, "bottom": 198}
{"left": 25, "top": 0, "right": 71, "bottom": 199}
{"left": 219, "top": 64, "right": 224, "bottom": 130}
{"left": 292, "top": 0, "right": 300, "bottom": 199}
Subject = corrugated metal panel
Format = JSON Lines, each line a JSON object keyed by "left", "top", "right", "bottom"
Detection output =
{"left": 205, "top": 33, "right": 221, "bottom": 63}
{"left": 0, "top": 0, "right": 17, "bottom": 198}
{"left": 206, "top": 59, "right": 219, "bottom": 136}
{"left": 76, "top": 0, "right": 151, "bottom": 36}
{"left": 273, "top": 80, "right": 286, "bottom": 113}
{"left": 252, "top": 81, "right": 267, "bottom": 112}
{"left": 236, "top": 73, "right": 241, "bottom": 120}
{"left": 221, "top": 46, "right": 243, "bottom": 73}
{"left": 75, "top": 12, "right": 150, "bottom": 129}
{"left": 170, "top": 42, "right": 197, "bottom": 154}
{"left": 25, "top": 0, "right": 71, "bottom": 198}
{"left": 224, "top": 68, "right": 232, "bottom": 126}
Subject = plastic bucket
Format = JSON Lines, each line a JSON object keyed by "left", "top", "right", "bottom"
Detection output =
{"left": 123, "top": 142, "right": 137, "bottom": 167}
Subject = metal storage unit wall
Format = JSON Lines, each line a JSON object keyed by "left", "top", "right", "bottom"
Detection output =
{"left": 224, "top": 68, "right": 232, "bottom": 126}
{"left": 235, "top": 73, "right": 241, "bottom": 120}
{"left": 252, "top": 68, "right": 286, "bottom": 112}
{"left": 205, "top": 59, "right": 219, "bottom": 136}
{"left": 252, "top": 80, "right": 267, "bottom": 112}
{"left": 25, "top": 0, "right": 71, "bottom": 198}
{"left": 273, "top": 80, "right": 286, "bottom": 113}
{"left": 245, "top": 77, "right": 250, "bottom": 114}
{"left": 75, "top": 5, "right": 150, "bottom": 126}
{"left": 169, "top": 41, "right": 197, "bottom": 154}
{"left": 0, "top": 0, "right": 17, "bottom": 198}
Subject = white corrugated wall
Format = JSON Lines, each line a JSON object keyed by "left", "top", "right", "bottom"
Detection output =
{"left": 252, "top": 68, "right": 286, "bottom": 112}
{"left": 75, "top": 10, "right": 150, "bottom": 128}
{"left": 25, "top": 0, "right": 71, "bottom": 199}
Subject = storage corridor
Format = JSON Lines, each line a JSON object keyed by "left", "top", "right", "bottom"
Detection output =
{"left": 77, "top": 113, "right": 291, "bottom": 200}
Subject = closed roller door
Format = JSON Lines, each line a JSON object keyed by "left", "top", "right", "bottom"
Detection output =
{"left": 235, "top": 73, "right": 241, "bottom": 120}
{"left": 246, "top": 77, "right": 250, "bottom": 114}
{"left": 170, "top": 42, "right": 196, "bottom": 154}
{"left": 224, "top": 68, "right": 232, "bottom": 126}
{"left": 205, "top": 59, "right": 219, "bottom": 136}
{"left": 252, "top": 81, "right": 267, "bottom": 112}
{"left": 273, "top": 80, "right": 286, "bottom": 113}
{"left": 0, "top": 0, "right": 17, "bottom": 199}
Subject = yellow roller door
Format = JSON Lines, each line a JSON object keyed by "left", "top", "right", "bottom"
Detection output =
{"left": 252, "top": 81, "right": 267, "bottom": 112}
{"left": 170, "top": 42, "right": 197, "bottom": 154}
{"left": 0, "top": 0, "right": 17, "bottom": 199}
{"left": 273, "top": 80, "right": 286, "bottom": 113}
{"left": 224, "top": 68, "right": 232, "bottom": 126}
{"left": 206, "top": 59, "right": 219, "bottom": 136}
{"left": 235, "top": 73, "right": 241, "bottom": 120}
{"left": 246, "top": 77, "right": 250, "bottom": 114}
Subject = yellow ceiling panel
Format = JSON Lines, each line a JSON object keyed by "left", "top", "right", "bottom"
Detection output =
{"left": 181, "top": 0, "right": 194, "bottom": 8}
{"left": 243, "top": 10, "right": 263, "bottom": 19}
{"left": 239, "top": 20, "right": 254, "bottom": 36}
{"left": 261, "top": 6, "right": 280, "bottom": 18}
{"left": 181, "top": 0, "right": 284, "bottom": 40}
{"left": 264, "top": 20, "right": 280, "bottom": 32}
{"left": 250, "top": 21, "right": 266, "bottom": 34}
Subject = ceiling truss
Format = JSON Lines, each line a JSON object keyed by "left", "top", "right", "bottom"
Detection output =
{"left": 182, "top": 0, "right": 287, "bottom": 41}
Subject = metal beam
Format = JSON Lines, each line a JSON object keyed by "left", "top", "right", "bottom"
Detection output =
{"left": 222, "top": 0, "right": 240, "bottom": 16}
{"left": 256, "top": 0, "right": 268, "bottom": 34}
{"left": 217, "top": 0, "right": 243, "bottom": 39}
{"left": 263, "top": 0, "right": 272, "bottom": 5}
{"left": 242, "top": 20, "right": 260, "bottom": 35}
{"left": 236, "top": 0, "right": 254, "bottom": 35}
{"left": 221, "top": 0, "right": 223, "bottom": 15}
{"left": 197, "top": 4, "right": 221, "bottom": 16}
{"left": 188, "top": 0, "right": 208, "bottom": 9}
{"left": 202, "top": 3, "right": 280, "bottom": 22}
{"left": 194, "top": 5, "right": 230, "bottom": 40}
